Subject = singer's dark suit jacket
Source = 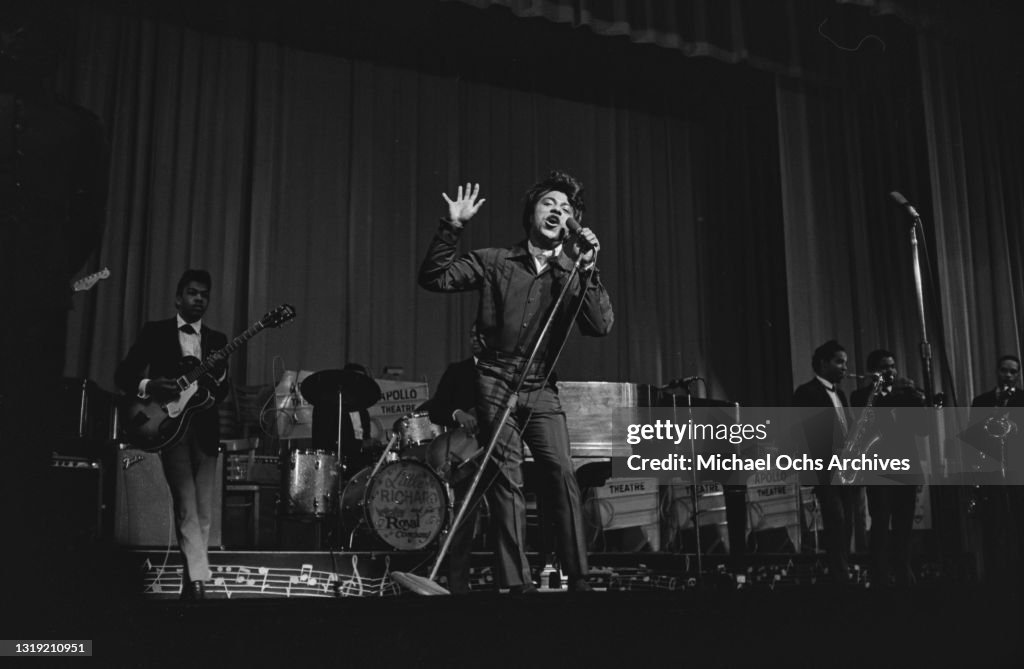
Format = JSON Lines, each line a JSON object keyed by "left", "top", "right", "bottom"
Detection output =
{"left": 115, "top": 317, "right": 229, "bottom": 452}
{"left": 792, "top": 378, "right": 850, "bottom": 485}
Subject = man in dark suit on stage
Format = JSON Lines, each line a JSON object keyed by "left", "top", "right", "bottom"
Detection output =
{"left": 792, "top": 339, "right": 856, "bottom": 584}
{"left": 115, "top": 269, "right": 228, "bottom": 599}
{"left": 850, "top": 349, "right": 926, "bottom": 587}
{"left": 971, "top": 355, "right": 1023, "bottom": 413}
{"left": 967, "top": 354, "right": 1023, "bottom": 585}
{"left": 419, "top": 172, "right": 613, "bottom": 593}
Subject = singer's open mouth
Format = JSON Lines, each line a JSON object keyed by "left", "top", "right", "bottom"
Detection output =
{"left": 544, "top": 215, "right": 561, "bottom": 227}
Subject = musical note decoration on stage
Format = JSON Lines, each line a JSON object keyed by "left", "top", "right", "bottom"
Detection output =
{"left": 139, "top": 558, "right": 402, "bottom": 598}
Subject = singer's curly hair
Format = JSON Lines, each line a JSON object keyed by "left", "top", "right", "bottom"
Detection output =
{"left": 521, "top": 170, "right": 585, "bottom": 232}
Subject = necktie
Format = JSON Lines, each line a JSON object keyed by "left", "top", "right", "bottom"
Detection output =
{"left": 180, "top": 323, "right": 197, "bottom": 334}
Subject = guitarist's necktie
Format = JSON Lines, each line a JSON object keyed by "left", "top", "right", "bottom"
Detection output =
{"left": 179, "top": 323, "right": 197, "bottom": 334}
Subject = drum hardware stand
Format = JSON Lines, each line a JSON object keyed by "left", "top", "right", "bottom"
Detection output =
{"left": 368, "top": 433, "right": 400, "bottom": 480}
{"left": 393, "top": 255, "right": 589, "bottom": 595}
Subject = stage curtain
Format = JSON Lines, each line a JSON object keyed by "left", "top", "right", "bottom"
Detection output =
{"left": 60, "top": 5, "right": 791, "bottom": 407}
{"left": 918, "top": 33, "right": 1024, "bottom": 404}
{"left": 774, "top": 27, "right": 938, "bottom": 394}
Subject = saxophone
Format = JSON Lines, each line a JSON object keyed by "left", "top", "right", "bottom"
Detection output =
{"left": 835, "top": 371, "right": 891, "bottom": 485}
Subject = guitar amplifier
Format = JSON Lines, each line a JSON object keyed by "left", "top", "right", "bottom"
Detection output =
{"left": 49, "top": 454, "right": 105, "bottom": 544}
{"left": 114, "top": 448, "right": 223, "bottom": 548}
{"left": 226, "top": 452, "right": 281, "bottom": 484}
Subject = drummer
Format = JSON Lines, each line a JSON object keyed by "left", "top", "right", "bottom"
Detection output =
{"left": 306, "top": 362, "right": 381, "bottom": 472}
{"left": 417, "top": 349, "right": 481, "bottom": 594}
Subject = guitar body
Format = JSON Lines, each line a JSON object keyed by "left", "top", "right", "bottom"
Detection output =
{"left": 117, "top": 303, "right": 296, "bottom": 452}
{"left": 121, "top": 357, "right": 219, "bottom": 453}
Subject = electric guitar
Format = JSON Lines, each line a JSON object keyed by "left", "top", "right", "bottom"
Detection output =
{"left": 73, "top": 267, "right": 111, "bottom": 292}
{"left": 121, "top": 304, "right": 296, "bottom": 452}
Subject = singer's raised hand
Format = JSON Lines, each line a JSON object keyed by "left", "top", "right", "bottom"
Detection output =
{"left": 442, "top": 182, "right": 486, "bottom": 226}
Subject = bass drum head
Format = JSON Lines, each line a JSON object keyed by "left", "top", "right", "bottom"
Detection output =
{"left": 341, "top": 460, "right": 449, "bottom": 551}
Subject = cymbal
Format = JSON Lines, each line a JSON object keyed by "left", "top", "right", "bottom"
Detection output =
{"left": 300, "top": 369, "right": 382, "bottom": 410}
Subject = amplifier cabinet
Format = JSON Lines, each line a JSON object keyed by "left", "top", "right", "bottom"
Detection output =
{"left": 113, "top": 448, "right": 223, "bottom": 548}
{"left": 49, "top": 454, "right": 104, "bottom": 545}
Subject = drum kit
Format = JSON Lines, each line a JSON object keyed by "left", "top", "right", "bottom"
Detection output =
{"left": 283, "top": 369, "right": 482, "bottom": 552}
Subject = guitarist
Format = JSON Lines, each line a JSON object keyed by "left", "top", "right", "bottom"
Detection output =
{"left": 115, "top": 269, "right": 228, "bottom": 600}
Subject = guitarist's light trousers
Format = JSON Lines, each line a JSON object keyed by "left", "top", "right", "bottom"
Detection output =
{"left": 161, "top": 430, "right": 218, "bottom": 583}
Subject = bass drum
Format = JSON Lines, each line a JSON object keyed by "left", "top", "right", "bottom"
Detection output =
{"left": 340, "top": 460, "right": 451, "bottom": 551}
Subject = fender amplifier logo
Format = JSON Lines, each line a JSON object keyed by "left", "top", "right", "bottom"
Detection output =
{"left": 122, "top": 454, "right": 146, "bottom": 470}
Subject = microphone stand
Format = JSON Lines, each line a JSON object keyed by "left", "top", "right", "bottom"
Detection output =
{"left": 682, "top": 380, "right": 704, "bottom": 583}
{"left": 392, "top": 257, "right": 587, "bottom": 595}
{"left": 908, "top": 217, "right": 935, "bottom": 408}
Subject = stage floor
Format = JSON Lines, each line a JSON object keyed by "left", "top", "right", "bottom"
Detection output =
{"left": 9, "top": 581, "right": 1022, "bottom": 667}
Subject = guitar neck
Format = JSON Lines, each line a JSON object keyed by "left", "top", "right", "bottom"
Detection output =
{"left": 181, "top": 321, "right": 266, "bottom": 385}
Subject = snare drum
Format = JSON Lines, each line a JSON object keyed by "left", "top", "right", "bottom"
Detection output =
{"left": 284, "top": 450, "right": 340, "bottom": 516}
{"left": 340, "top": 459, "right": 451, "bottom": 550}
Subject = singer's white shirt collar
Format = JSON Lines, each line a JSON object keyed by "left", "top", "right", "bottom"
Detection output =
{"left": 528, "top": 240, "right": 562, "bottom": 274}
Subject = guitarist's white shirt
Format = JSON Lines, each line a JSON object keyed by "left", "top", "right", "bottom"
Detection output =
{"left": 136, "top": 315, "right": 204, "bottom": 398}
{"left": 176, "top": 314, "right": 203, "bottom": 358}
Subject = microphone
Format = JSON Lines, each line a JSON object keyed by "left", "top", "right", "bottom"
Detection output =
{"left": 664, "top": 376, "right": 702, "bottom": 388}
{"left": 889, "top": 191, "right": 920, "bottom": 219}
{"left": 565, "top": 217, "right": 594, "bottom": 250}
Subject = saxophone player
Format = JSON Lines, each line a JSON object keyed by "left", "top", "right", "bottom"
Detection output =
{"left": 850, "top": 350, "right": 926, "bottom": 587}
{"left": 792, "top": 340, "right": 857, "bottom": 585}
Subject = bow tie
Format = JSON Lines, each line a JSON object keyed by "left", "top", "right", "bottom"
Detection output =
{"left": 179, "top": 323, "right": 198, "bottom": 334}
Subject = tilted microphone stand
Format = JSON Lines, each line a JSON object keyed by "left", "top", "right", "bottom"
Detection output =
{"left": 392, "top": 256, "right": 588, "bottom": 595}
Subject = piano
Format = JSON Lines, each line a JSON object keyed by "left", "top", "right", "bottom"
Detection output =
{"left": 555, "top": 381, "right": 739, "bottom": 459}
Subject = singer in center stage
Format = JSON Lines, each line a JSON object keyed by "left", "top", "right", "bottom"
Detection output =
{"left": 418, "top": 170, "right": 614, "bottom": 593}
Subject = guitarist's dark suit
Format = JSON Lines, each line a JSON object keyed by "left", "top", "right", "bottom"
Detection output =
{"left": 115, "top": 316, "right": 228, "bottom": 593}
{"left": 793, "top": 377, "right": 858, "bottom": 584}
{"left": 115, "top": 318, "right": 228, "bottom": 451}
